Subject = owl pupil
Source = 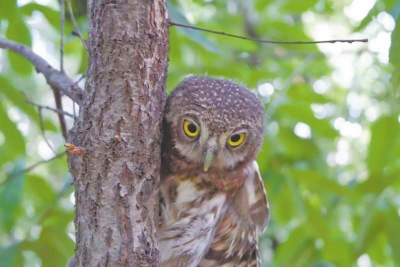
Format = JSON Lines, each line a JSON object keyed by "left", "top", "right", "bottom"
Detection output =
{"left": 231, "top": 134, "right": 240, "bottom": 142}
{"left": 188, "top": 123, "right": 197, "bottom": 133}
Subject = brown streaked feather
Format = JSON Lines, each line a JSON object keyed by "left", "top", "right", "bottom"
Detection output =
{"left": 159, "top": 176, "right": 228, "bottom": 267}
{"left": 198, "top": 161, "right": 269, "bottom": 267}
{"left": 160, "top": 76, "right": 269, "bottom": 266}
{"left": 247, "top": 162, "right": 269, "bottom": 233}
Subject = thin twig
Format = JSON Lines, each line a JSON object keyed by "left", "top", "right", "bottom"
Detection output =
{"left": 168, "top": 20, "right": 368, "bottom": 45}
{"left": 240, "top": 1, "right": 260, "bottom": 66}
{"left": 0, "top": 152, "right": 66, "bottom": 186}
{"left": 38, "top": 107, "right": 56, "bottom": 154}
{"left": 52, "top": 86, "right": 68, "bottom": 140}
{"left": 60, "top": 0, "right": 65, "bottom": 73}
{"left": 0, "top": 37, "right": 83, "bottom": 104}
{"left": 25, "top": 97, "right": 76, "bottom": 118}
{"left": 75, "top": 73, "right": 86, "bottom": 84}
{"left": 73, "top": 101, "right": 77, "bottom": 122}
{"left": 67, "top": 0, "right": 88, "bottom": 50}
{"left": 73, "top": 73, "right": 85, "bottom": 122}
{"left": 54, "top": 0, "right": 68, "bottom": 140}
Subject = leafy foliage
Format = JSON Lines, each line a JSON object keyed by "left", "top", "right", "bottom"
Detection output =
{"left": 390, "top": 14, "right": 400, "bottom": 95}
{"left": 1, "top": 0, "right": 399, "bottom": 266}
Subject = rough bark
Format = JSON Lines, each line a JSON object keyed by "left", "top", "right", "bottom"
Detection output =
{"left": 67, "top": 0, "right": 169, "bottom": 266}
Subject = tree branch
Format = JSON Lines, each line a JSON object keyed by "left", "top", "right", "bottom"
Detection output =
{"left": 168, "top": 20, "right": 368, "bottom": 45}
{"left": 0, "top": 152, "right": 66, "bottom": 186}
{"left": 0, "top": 37, "right": 83, "bottom": 105}
{"left": 67, "top": 0, "right": 88, "bottom": 50}
{"left": 60, "top": 0, "right": 65, "bottom": 73}
{"left": 53, "top": 0, "right": 68, "bottom": 140}
{"left": 38, "top": 107, "right": 57, "bottom": 154}
{"left": 25, "top": 97, "right": 76, "bottom": 118}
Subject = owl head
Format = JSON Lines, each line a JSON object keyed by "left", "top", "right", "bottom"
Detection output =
{"left": 164, "top": 76, "right": 265, "bottom": 173}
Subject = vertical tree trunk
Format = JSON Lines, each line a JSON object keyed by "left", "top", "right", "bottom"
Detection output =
{"left": 67, "top": 0, "right": 169, "bottom": 266}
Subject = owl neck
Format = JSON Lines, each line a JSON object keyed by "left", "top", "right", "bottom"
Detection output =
{"left": 164, "top": 155, "right": 250, "bottom": 193}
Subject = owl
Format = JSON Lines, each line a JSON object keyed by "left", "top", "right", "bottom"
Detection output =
{"left": 159, "top": 76, "right": 269, "bottom": 267}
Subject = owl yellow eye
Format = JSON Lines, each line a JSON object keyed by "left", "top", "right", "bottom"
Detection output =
{"left": 228, "top": 133, "right": 246, "bottom": 147}
{"left": 183, "top": 120, "right": 199, "bottom": 138}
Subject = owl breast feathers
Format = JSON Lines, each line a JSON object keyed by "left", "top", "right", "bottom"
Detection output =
{"left": 160, "top": 76, "right": 269, "bottom": 267}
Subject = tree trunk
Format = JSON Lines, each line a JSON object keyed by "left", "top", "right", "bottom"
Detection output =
{"left": 67, "top": 0, "right": 169, "bottom": 266}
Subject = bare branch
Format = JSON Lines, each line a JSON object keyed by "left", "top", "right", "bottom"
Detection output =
{"left": 52, "top": 84, "right": 68, "bottom": 140}
{"left": 73, "top": 101, "right": 77, "bottom": 122}
{"left": 168, "top": 20, "right": 368, "bottom": 45}
{"left": 38, "top": 107, "right": 57, "bottom": 154}
{"left": 75, "top": 73, "right": 86, "bottom": 84}
{"left": 24, "top": 95, "right": 76, "bottom": 118}
{"left": 0, "top": 152, "right": 66, "bottom": 186}
{"left": 72, "top": 74, "right": 85, "bottom": 122}
{"left": 67, "top": 0, "right": 88, "bottom": 50}
{"left": 0, "top": 37, "right": 83, "bottom": 104}
{"left": 60, "top": 0, "right": 65, "bottom": 73}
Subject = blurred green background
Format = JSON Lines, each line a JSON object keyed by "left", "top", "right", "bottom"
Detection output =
{"left": 1, "top": 0, "right": 399, "bottom": 266}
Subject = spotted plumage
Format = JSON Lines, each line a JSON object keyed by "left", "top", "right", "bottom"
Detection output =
{"left": 160, "top": 76, "right": 269, "bottom": 267}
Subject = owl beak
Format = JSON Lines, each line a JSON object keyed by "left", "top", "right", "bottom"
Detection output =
{"left": 203, "top": 146, "right": 218, "bottom": 172}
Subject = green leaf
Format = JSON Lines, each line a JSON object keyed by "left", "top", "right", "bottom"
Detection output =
{"left": 0, "top": 163, "right": 25, "bottom": 233}
{"left": 392, "top": 0, "right": 400, "bottom": 20}
{"left": 322, "top": 238, "right": 352, "bottom": 266}
{"left": 41, "top": 206, "right": 74, "bottom": 230}
{"left": 0, "top": 243, "right": 24, "bottom": 267}
{"left": 273, "top": 185, "right": 298, "bottom": 224}
{"left": 291, "top": 170, "right": 357, "bottom": 199}
{"left": 287, "top": 84, "right": 330, "bottom": 104}
{"left": 280, "top": 0, "right": 319, "bottom": 13}
{"left": 304, "top": 201, "right": 330, "bottom": 239}
{"left": 274, "top": 227, "right": 317, "bottom": 266}
{"left": 0, "top": 77, "right": 58, "bottom": 132}
{"left": 20, "top": 3, "right": 60, "bottom": 30}
{"left": 0, "top": 0, "right": 18, "bottom": 21}
{"left": 276, "top": 102, "right": 337, "bottom": 139}
{"left": 77, "top": 45, "right": 88, "bottom": 74}
{"left": 367, "top": 232, "right": 389, "bottom": 265}
{"left": 5, "top": 19, "right": 33, "bottom": 75}
{"left": 168, "top": 3, "right": 223, "bottom": 54}
{"left": 0, "top": 101, "right": 26, "bottom": 165}
{"left": 0, "top": 77, "right": 38, "bottom": 122}
{"left": 389, "top": 14, "right": 400, "bottom": 96}
{"left": 276, "top": 126, "right": 319, "bottom": 158}
{"left": 366, "top": 116, "right": 400, "bottom": 175}
{"left": 311, "top": 262, "right": 336, "bottom": 267}
{"left": 355, "top": 204, "right": 385, "bottom": 255}
{"left": 356, "top": 174, "right": 396, "bottom": 194}
{"left": 284, "top": 169, "right": 307, "bottom": 221}
{"left": 34, "top": 227, "right": 74, "bottom": 267}
{"left": 386, "top": 207, "right": 400, "bottom": 265}
{"left": 23, "top": 175, "right": 56, "bottom": 211}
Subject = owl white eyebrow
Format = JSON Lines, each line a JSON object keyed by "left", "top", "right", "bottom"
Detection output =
{"left": 199, "top": 120, "right": 209, "bottom": 144}
{"left": 231, "top": 129, "right": 248, "bottom": 135}
{"left": 182, "top": 116, "right": 200, "bottom": 125}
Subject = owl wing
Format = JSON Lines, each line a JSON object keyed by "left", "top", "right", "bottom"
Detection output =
{"left": 245, "top": 161, "right": 269, "bottom": 233}
{"left": 160, "top": 179, "right": 228, "bottom": 267}
{"left": 200, "top": 161, "right": 269, "bottom": 267}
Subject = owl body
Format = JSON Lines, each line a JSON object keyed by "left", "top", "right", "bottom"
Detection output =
{"left": 160, "top": 77, "right": 269, "bottom": 267}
